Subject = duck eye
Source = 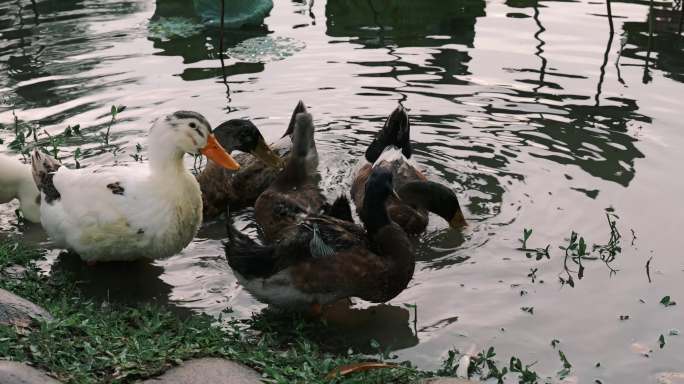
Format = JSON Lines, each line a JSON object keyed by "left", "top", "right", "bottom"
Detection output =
{"left": 189, "top": 122, "right": 197, "bottom": 129}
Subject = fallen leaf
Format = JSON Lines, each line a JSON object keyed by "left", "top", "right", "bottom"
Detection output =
{"left": 326, "top": 362, "right": 397, "bottom": 379}
{"left": 630, "top": 342, "right": 651, "bottom": 356}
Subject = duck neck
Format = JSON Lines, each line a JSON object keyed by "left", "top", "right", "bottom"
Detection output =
{"left": 148, "top": 135, "right": 188, "bottom": 176}
{"left": 398, "top": 181, "right": 463, "bottom": 226}
{"left": 362, "top": 192, "right": 391, "bottom": 236}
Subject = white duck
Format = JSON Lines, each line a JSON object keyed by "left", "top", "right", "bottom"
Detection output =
{"left": 0, "top": 154, "right": 41, "bottom": 223}
{"left": 31, "top": 110, "right": 240, "bottom": 263}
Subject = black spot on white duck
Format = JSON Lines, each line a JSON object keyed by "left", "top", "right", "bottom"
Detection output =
{"left": 225, "top": 111, "right": 415, "bottom": 310}
{"left": 197, "top": 101, "right": 308, "bottom": 219}
{"left": 30, "top": 111, "right": 240, "bottom": 263}
{"left": 351, "top": 105, "right": 466, "bottom": 234}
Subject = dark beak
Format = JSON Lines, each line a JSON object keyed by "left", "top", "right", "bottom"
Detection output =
{"left": 450, "top": 211, "right": 467, "bottom": 228}
{"left": 251, "top": 137, "right": 283, "bottom": 168}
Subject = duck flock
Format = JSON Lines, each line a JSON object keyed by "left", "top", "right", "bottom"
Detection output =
{"left": 0, "top": 102, "right": 465, "bottom": 312}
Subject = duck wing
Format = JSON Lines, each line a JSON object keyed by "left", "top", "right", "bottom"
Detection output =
{"left": 226, "top": 214, "right": 365, "bottom": 279}
{"left": 32, "top": 152, "right": 166, "bottom": 256}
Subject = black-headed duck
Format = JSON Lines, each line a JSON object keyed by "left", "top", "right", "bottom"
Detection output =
{"left": 197, "top": 101, "right": 307, "bottom": 219}
{"left": 351, "top": 105, "right": 465, "bottom": 234}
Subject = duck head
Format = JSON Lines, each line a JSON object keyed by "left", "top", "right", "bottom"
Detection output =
{"left": 213, "top": 119, "right": 282, "bottom": 168}
{"left": 362, "top": 167, "right": 400, "bottom": 235}
{"left": 149, "top": 111, "right": 240, "bottom": 171}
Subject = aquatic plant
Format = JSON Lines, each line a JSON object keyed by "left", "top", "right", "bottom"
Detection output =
{"left": 148, "top": 17, "right": 203, "bottom": 41}
{"left": 102, "top": 105, "right": 126, "bottom": 147}
{"left": 517, "top": 228, "right": 551, "bottom": 260}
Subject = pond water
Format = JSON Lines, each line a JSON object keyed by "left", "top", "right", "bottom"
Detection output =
{"left": 1, "top": 0, "right": 683, "bottom": 382}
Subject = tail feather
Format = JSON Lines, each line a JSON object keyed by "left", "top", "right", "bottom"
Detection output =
{"left": 325, "top": 195, "right": 353, "bottom": 222}
{"left": 364, "top": 105, "right": 411, "bottom": 163}
{"left": 31, "top": 150, "right": 61, "bottom": 204}
{"left": 282, "top": 100, "right": 307, "bottom": 138}
{"left": 225, "top": 216, "right": 277, "bottom": 279}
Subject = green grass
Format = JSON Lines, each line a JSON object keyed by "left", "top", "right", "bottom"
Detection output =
{"left": 0, "top": 240, "right": 427, "bottom": 383}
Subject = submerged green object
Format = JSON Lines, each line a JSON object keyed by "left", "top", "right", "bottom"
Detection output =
{"left": 148, "top": 17, "right": 204, "bottom": 41}
{"left": 192, "top": 0, "right": 274, "bottom": 28}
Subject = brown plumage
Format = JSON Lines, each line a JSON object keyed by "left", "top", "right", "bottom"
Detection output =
{"left": 197, "top": 101, "right": 307, "bottom": 219}
{"left": 351, "top": 105, "right": 465, "bottom": 234}
{"left": 254, "top": 112, "right": 325, "bottom": 241}
{"left": 225, "top": 113, "right": 415, "bottom": 309}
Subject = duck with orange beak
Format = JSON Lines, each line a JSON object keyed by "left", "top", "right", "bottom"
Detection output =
{"left": 31, "top": 110, "right": 240, "bottom": 263}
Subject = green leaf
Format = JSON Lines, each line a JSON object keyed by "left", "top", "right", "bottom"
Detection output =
{"left": 658, "top": 334, "right": 665, "bottom": 349}
{"left": 558, "top": 350, "right": 572, "bottom": 369}
{"left": 660, "top": 296, "right": 676, "bottom": 307}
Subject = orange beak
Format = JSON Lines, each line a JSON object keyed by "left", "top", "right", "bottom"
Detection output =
{"left": 201, "top": 134, "right": 240, "bottom": 170}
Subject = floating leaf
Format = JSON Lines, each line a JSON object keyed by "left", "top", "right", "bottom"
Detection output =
{"left": 630, "top": 342, "right": 651, "bottom": 356}
{"left": 660, "top": 296, "right": 676, "bottom": 307}
{"left": 224, "top": 36, "right": 305, "bottom": 63}
{"left": 559, "top": 350, "right": 572, "bottom": 369}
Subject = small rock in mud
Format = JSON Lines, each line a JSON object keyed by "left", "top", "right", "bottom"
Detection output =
{"left": 0, "top": 288, "right": 53, "bottom": 328}
{"left": 0, "top": 361, "right": 61, "bottom": 384}
{"left": 1, "top": 264, "right": 28, "bottom": 279}
{"left": 142, "top": 358, "right": 262, "bottom": 384}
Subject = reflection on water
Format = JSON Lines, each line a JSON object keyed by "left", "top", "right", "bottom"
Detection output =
{"left": 622, "top": 4, "right": 684, "bottom": 83}
{"left": 1, "top": 0, "right": 683, "bottom": 382}
{"left": 50, "top": 251, "right": 175, "bottom": 308}
{"left": 321, "top": 303, "right": 419, "bottom": 354}
{"left": 326, "top": 0, "right": 485, "bottom": 48}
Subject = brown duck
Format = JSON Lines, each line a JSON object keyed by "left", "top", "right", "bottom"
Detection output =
{"left": 225, "top": 112, "right": 415, "bottom": 310}
{"left": 351, "top": 105, "right": 466, "bottom": 234}
{"left": 197, "top": 101, "right": 307, "bottom": 219}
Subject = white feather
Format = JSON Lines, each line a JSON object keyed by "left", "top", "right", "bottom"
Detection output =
{"left": 0, "top": 154, "right": 41, "bottom": 223}
{"left": 35, "top": 112, "right": 215, "bottom": 262}
{"left": 235, "top": 270, "right": 340, "bottom": 308}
